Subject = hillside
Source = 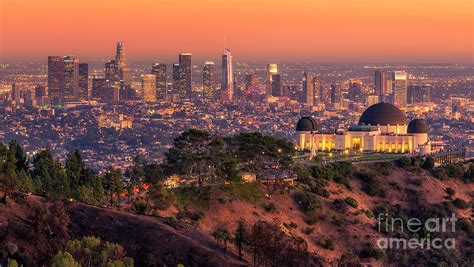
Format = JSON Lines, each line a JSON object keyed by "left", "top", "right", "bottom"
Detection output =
{"left": 156, "top": 162, "right": 474, "bottom": 266}
{"left": 0, "top": 196, "right": 245, "bottom": 266}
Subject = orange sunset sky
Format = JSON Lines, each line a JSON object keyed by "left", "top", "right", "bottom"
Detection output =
{"left": 0, "top": 0, "right": 473, "bottom": 63}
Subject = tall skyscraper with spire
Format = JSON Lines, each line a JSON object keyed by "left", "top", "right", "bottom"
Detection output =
{"left": 221, "top": 49, "right": 234, "bottom": 101}
{"left": 114, "top": 42, "right": 131, "bottom": 100}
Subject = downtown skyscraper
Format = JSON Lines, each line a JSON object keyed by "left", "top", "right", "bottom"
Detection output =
{"left": 151, "top": 63, "right": 167, "bottom": 98}
{"left": 203, "top": 62, "right": 216, "bottom": 99}
{"left": 178, "top": 53, "right": 192, "bottom": 97}
{"left": 302, "top": 72, "right": 315, "bottom": 105}
{"left": 78, "top": 63, "right": 89, "bottom": 100}
{"left": 266, "top": 64, "right": 278, "bottom": 97}
{"left": 221, "top": 49, "right": 234, "bottom": 101}
{"left": 392, "top": 71, "right": 408, "bottom": 107}
{"left": 142, "top": 74, "right": 157, "bottom": 102}
{"left": 48, "top": 55, "right": 80, "bottom": 101}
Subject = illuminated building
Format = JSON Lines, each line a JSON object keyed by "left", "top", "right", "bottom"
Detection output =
{"left": 221, "top": 49, "right": 234, "bottom": 100}
{"left": 178, "top": 53, "right": 192, "bottom": 97}
{"left": 296, "top": 102, "right": 431, "bottom": 155}
{"left": 105, "top": 60, "right": 118, "bottom": 81}
{"left": 11, "top": 83, "right": 21, "bottom": 102}
{"left": 408, "top": 84, "right": 432, "bottom": 104}
{"left": 172, "top": 63, "right": 180, "bottom": 93}
{"left": 271, "top": 74, "right": 282, "bottom": 97}
{"left": 151, "top": 63, "right": 167, "bottom": 99}
{"left": 392, "top": 71, "right": 408, "bottom": 107}
{"left": 203, "top": 62, "right": 216, "bottom": 99}
{"left": 348, "top": 80, "right": 362, "bottom": 102}
{"left": 62, "top": 56, "right": 79, "bottom": 100}
{"left": 47, "top": 56, "right": 64, "bottom": 100}
{"left": 302, "top": 72, "right": 315, "bottom": 105}
{"left": 78, "top": 63, "right": 88, "bottom": 100}
{"left": 266, "top": 64, "right": 278, "bottom": 97}
{"left": 142, "top": 74, "right": 157, "bottom": 102}
{"left": 330, "top": 83, "right": 342, "bottom": 104}
{"left": 244, "top": 72, "right": 260, "bottom": 94}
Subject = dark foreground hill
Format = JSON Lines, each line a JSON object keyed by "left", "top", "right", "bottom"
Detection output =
{"left": 0, "top": 196, "right": 245, "bottom": 266}
{"left": 66, "top": 202, "right": 245, "bottom": 266}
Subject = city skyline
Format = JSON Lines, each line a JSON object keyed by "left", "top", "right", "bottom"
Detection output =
{"left": 1, "top": 0, "right": 472, "bottom": 64}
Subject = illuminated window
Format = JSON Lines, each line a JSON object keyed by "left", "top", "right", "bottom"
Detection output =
{"left": 352, "top": 138, "right": 361, "bottom": 150}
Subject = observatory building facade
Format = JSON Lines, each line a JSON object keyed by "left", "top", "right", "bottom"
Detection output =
{"left": 296, "top": 102, "right": 431, "bottom": 155}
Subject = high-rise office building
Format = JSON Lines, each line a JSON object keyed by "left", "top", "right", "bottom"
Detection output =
{"left": 221, "top": 49, "right": 234, "bottom": 101}
{"left": 48, "top": 56, "right": 64, "bottom": 100}
{"left": 314, "top": 78, "right": 322, "bottom": 102}
{"left": 271, "top": 74, "right": 282, "bottom": 97}
{"left": 78, "top": 63, "right": 88, "bottom": 100}
{"left": 11, "top": 83, "right": 21, "bottom": 102}
{"left": 203, "top": 62, "right": 216, "bottom": 99}
{"left": 244, "top": 73, "right": 260, "bottom": 94}
{"left": 115, "top": 42, "right": 126, "bottom": 71}
{"left": 62, "top": 56, "right": 79, "bottom": 100}
{"left": 35, "top": 85, "right": 47, "bottom": 98}
{"left": 178, "top": 53, "right": 192, "bottom": 96}
{"left": 374, "top": 70, "right": 384, "bottom": 96}
{"left": 91, "top": 78, "right": 107, "bottom": 99}
{"left": 105, "top": 60, "right": 118, "bottom": 81}
{"left": 302, "top": 72, "right": 315, "bottom": 105}
{"left": 348, "top": 80, "right": 362, "bottom": 102}
{"left": 266, "top": 64, "right": 278, "bottom": 97}
{"left": 408, "top": 84, "right": 432, "bottom": 104}
{"left": 172, "top": 63, "right": 180, "bottom": 93}
{"left": 151, "top": 63, "right": 167, "bottom": 99}
{"left": 91, "top": 78, "right": 119, "bottom": 104}
{"left": 330, "top": 83, "right": 342, "bottom": 104}
{"left": 142, "top": 74, "right": 157, "bottom": 102}
{"left": 392, "top": 71, "right": 408, "bottom": 107}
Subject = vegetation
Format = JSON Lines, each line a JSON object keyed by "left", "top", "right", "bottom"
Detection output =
{"left": 57, "top": 236, "right": 134, "bottom": 267}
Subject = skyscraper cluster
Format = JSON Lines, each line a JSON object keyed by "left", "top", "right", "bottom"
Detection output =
{"left": 48, "top": 55, "right": 88, "bottom": 102}
{"left": 374, "top": 70, "right": 408, "bottom": 107}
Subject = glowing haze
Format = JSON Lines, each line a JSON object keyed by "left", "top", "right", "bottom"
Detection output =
{"left": 0, "top": 0, "right": 472, "bottom": 63}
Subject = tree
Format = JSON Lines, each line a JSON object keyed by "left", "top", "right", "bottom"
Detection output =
{"left": 31, "top": 149, "right": 70, "bottom": 199}
{"left": 213, "top": 228, "right": 230, "bottom": 253}
{"left": 103, "top": 168, "right": 124, "bottom": 206}
{"left": 146, "top": 181, "right": 173, "bottom": 212}
{"left": 51, "top": 252, "right": 80, "bottom": 267}
{"left": 64, "top": 236, "right": 134, "bottom": 267}
{"left": 8, "top": 140, "right": 27, "bottom": 171}
{"left": 234, "top": 219, "right": 248, "bottom": 260}
{"left": 0, "top": 153, "right": 18, "bottom": 203}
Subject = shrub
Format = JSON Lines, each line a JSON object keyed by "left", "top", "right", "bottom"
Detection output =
{"left": 397, "top": 156, "right": 413, "bottom": 168}
{"left": 422, "top": 157, "right": 435, "bottom": 169}
{"left": 293, "top": 192, "right": 320, "bottom": 213}
{"left": 262, "top": 202, "right": 277, "bottom": 212}
{"left": 463, "top": 163, "right": 474, "bottom": 182}
{"left": 376, "top": 161, "right": 393, "bottom": 175}
{"left": 288, "top": 222, "right": 298, "bottom": 229}
{"left": 344, "top": 197, "right": 358, "bottom": 208}
{"left": 359, "top": 244, "right": 384, "bottom": 260}
{"left": 322, "top": 239, "right": 335, "bottom": 250}
{"left": 445, "top": 187, "right": 456, "bottom": 197}
{"left": 444, "top": 164, "right": 465, "bottom": 179}
{"left": 452, "top": 198, "right": 469, "bottom": 209}
{"left": 333, "top": 199, "right": 348, "bottom": 212}
{"left": 361, "top": 209, "right": 374, "bottom": 218}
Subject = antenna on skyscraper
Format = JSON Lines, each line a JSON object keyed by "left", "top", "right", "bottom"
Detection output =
{"left": 224, "top": 35, "right": 227, "bottom": 50}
